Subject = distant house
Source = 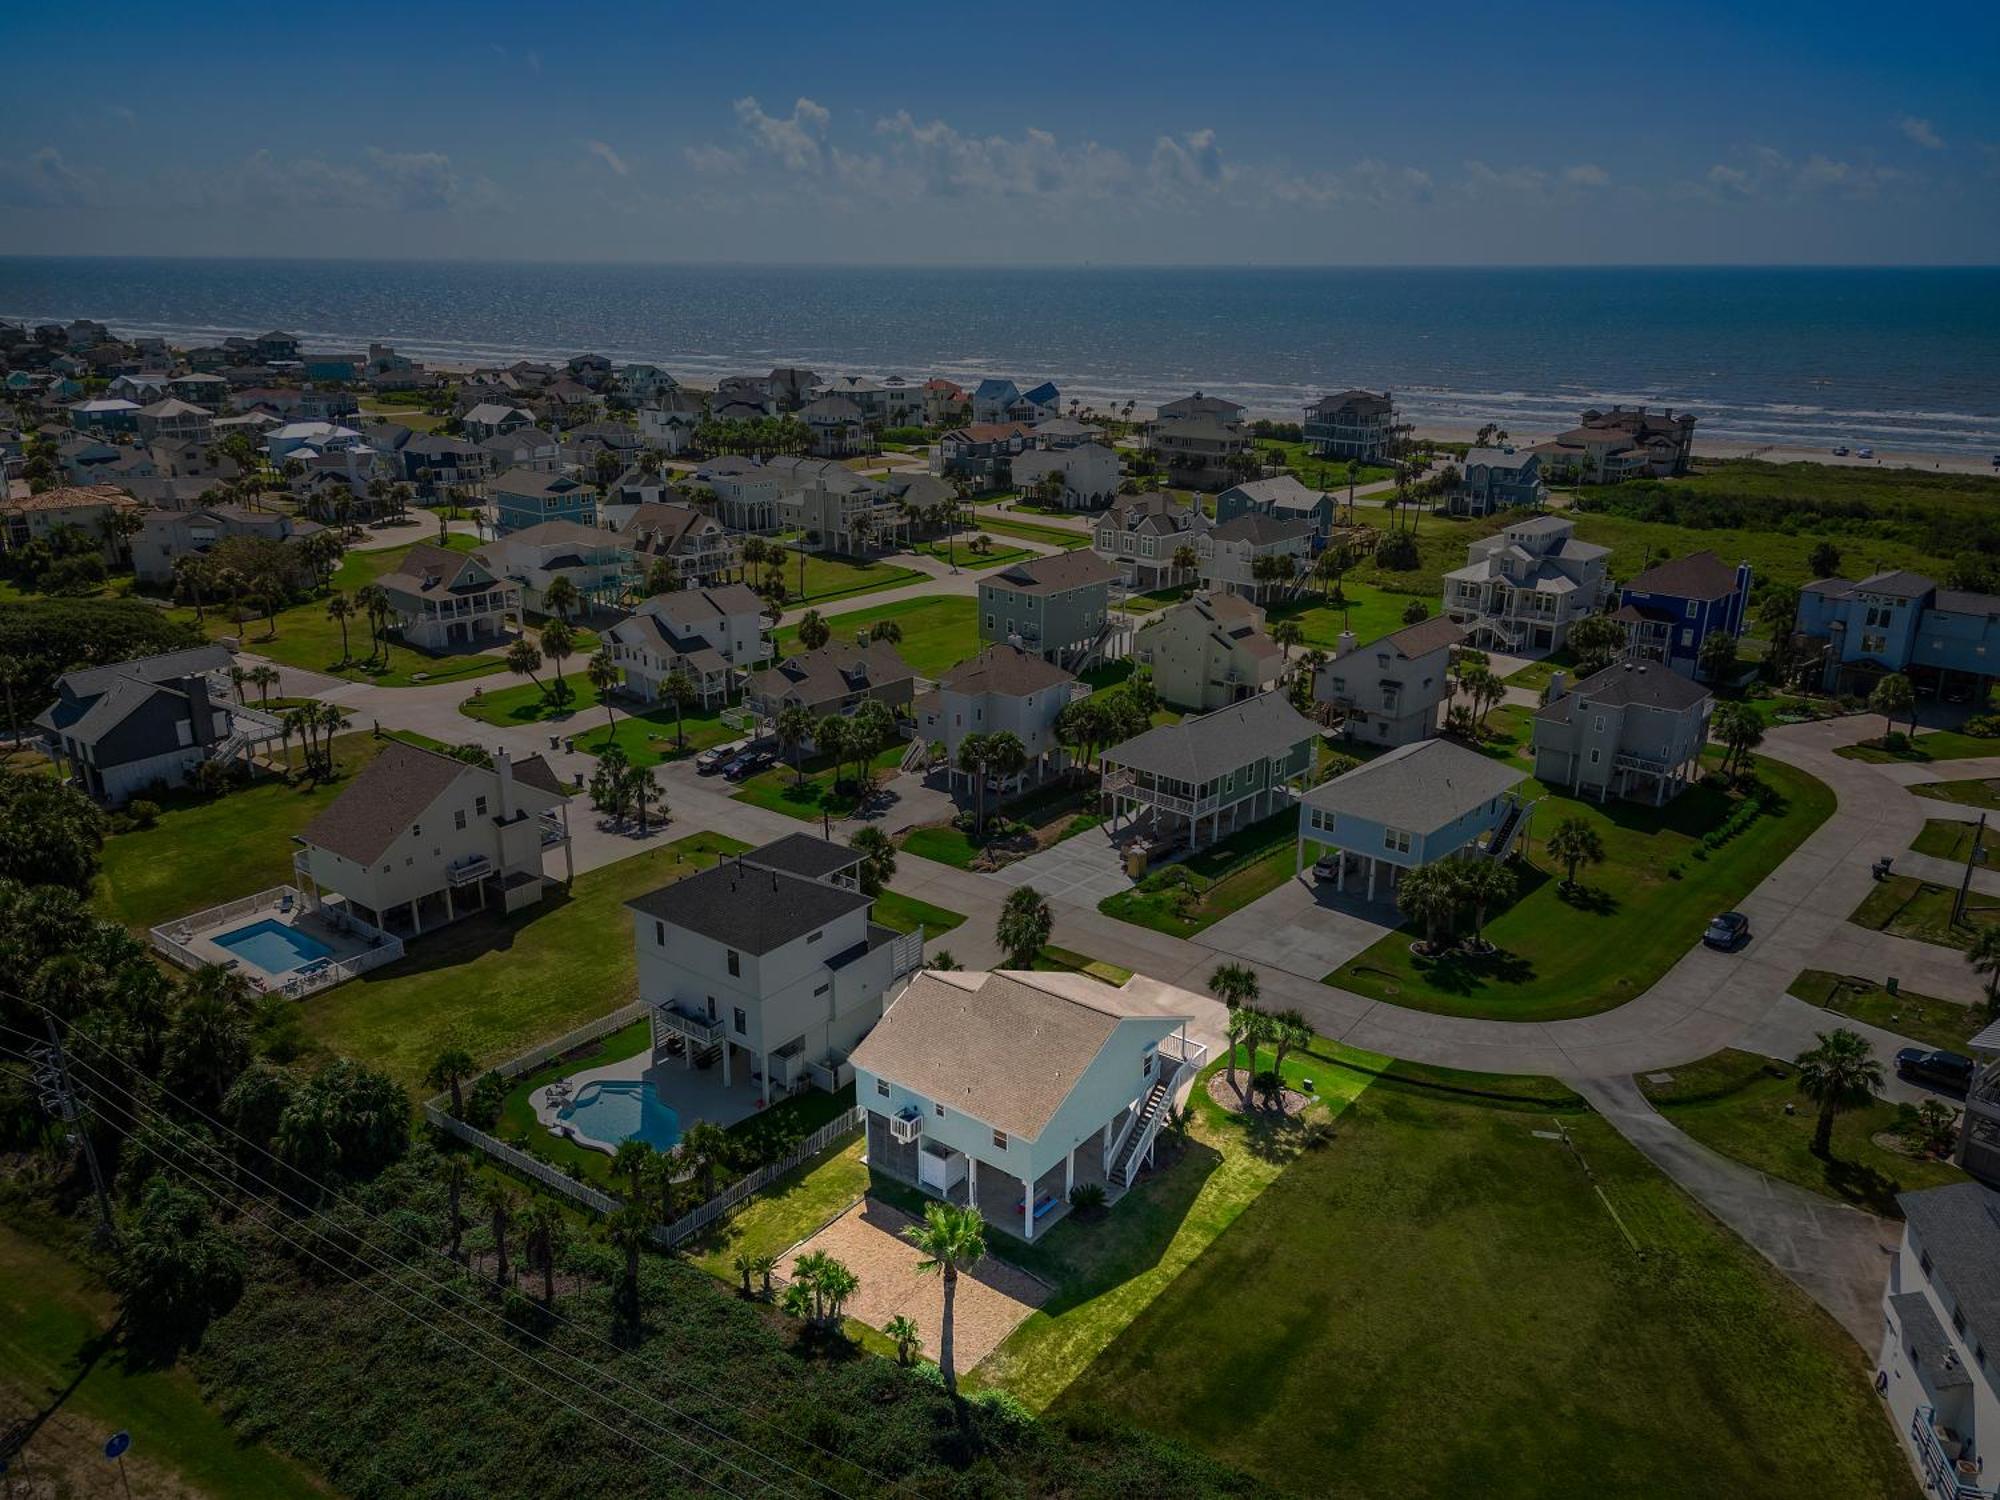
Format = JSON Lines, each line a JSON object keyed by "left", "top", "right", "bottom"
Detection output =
{"left": 1530, "top": 659, "right": 1713, "bottom": 803}
{"left": 478, "top": 428, "right": 562, "bottom": 475}
{"left": 491, "top": 466, "right": 597, "bottom": 534}
{"left": 1215, "top": 475, "right": 1336, "bottom": 539}
{"left": 923, "top": 378, "right": 968, "bottom": 427}
{"left": 1091, "top": 491, "right": 1210, "bottom": 591}
{"left": 620, "top": 363, "right": 679, "bottom": 400}
{"left": 913, "top": 644, "right": 1080, "bottom": 788}
{"left": 1155, "top": 391, "right": 1246, "bottom": 427}
{"left": 474, "top": 520, "right": 631, "bottom": 616}
{"left": 0, "top": 484, "right": 141, "bottom": 562}
{"left": 265, "top": 420, "right": 362, "bottom": 462}
{"left": 1010, "top": 441, "right": 1121, "bottom": 510}
{"left": 798, "top": 396, "right": 868, "bottom": 457}
{"left": 1314, "top": 616, "right": 1465, "bottom": 748}
{"left": 1134, "top": 593, "right": 1284, "bottom": 713}
{"left": 977, "top": 550, "right": 1119, "bottom": 669}
{"left": 636, "top": 389, "right": 704, "bottom": 455}
{"left": 816, "top": 373, "right": 922, "bottom": 428}
{"left": 166, "top": 372, "right": 231, "bottom": 408}
{"left": 1442, "top": 513, "right": 1611, "bottom": 653}
{"left": 1303, "top": 389, "right": 1396, "bottom": 461}
{"left": 1296, "top": 738, "right": 1528, "bottom": 900}
{"left": 766, "top": 367, "right": 821, "bottom": 412}
{"left": 606, "top": 583, "right": 769, "bottom": 708}
{"left": 630, "top": 833, "right": 923, "bottom": 1098}
{"left": 34, "top": 645, "right": 276, "bottom": 806}
{"left": 67, "top": 398, "right": 141, "bottom": 436}
{"left": 744, "top": 640, "right": 916, "bottom": 731}
{"left": 461, "top": 403, "right": 536, "bottom": 442}
{"left": 618, "top": 501, "right": 738, "bottom": 588}
{"left": 377, "top": 543, "right": 521, "bottom": 651}
{"left": 1197, "top": 514, "right": 1313, "bottom": 603}
{"left": 295, "top": 741, "right": 571, "bottom": 934}
{"left": 770, "top": 458, "right": 906, "bottom": 554}
{"left": 131, "top": 504, "right": 323, "bottom": 586}
{"left": 1146, "top": 413, "right": 1249, "bottom": 491}
{"left": 1529, "top": 405, "right": 1697, "bottom": 483}
{"left": 1100, "top": 690, "right": 1318, "bottom": 850}
{"left": 1795, "top": 570, "right": 2000, "bottom": 701}
{"left": 1613, "top": 551, "right": 1751, "bottom": 679}
{"left": 1448, "top": 447, "right": 1547, "bottom": 517}
{"left": 970, "top": 378, "right": 1059, "bottom": 425}
{"left": 699, "top": 456, "right": 783, "bottom": 531}
{"left": 134, "top": 398, "right": 214, "bottom": 446}
{"left": 398, "top": 432, "right": 488, "bottom": 497}
{"left": 855, "top": 967, "right": 1206, "bottom": 1239}
{"left": 930, "top": 422, "right": 1034, "bottom": 487}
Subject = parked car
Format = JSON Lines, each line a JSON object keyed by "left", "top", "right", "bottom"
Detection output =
{"left": 1312, "top": 853, "right": 1342, "bottom": 883}
{"left": 721, "top": 748, "right": 775, "bottom": 783}
{"left": 1857, "top": 446, "right": 1875, "bottom": 459}
{"left": 1896, "top": 1048, "right": 1975, "bottom": 1093}
{"left": 1831, "top": 445, "right": 1850, "bottom": 456}
{"left": 1702, "top": 911, "right": 1751, "bottom": 950}
{"left": 695, "top": 740, "right": 746, "bottom": 774}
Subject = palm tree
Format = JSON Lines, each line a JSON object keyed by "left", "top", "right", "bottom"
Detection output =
{"left": 997, "top": 884, "right": 1052, "bottom": 968}
{"left": 1710, "top": 700, "right": 1764, "bottom": 777}
{"left": 662, "top": 670, "right": 696, "bottom": 751}
{"left": 1793, "top": 1028, "right": 1886, "bottom": 1157}
{"left": 903, "top": 1202, "right": 986, "bottom": 1399}
{"left": 983, "top": 729, "right": 1027, "bottom": 803}
{"left": 680, "top": 1119, "right": 733, "bottom": 1197}
{"left": 1397, "top": 862, "right": 1464, "bottom": 952}
{"left": 541, "top": 619, "right": 577, "bottom": 704}
{"left": 956, "top": 731, "right": 992, "bottom": 835}
{"left": 325, "top": 592, "right": 356, "bottom": 664}
{"left": 886, "top": 1314, "right": 923, "bottom": 1367}
{"left": 1208, "top": 961, "right": 1259, "bottom": 1012}
{"left": 587, "top": 648, "right": 621, "bottom": 743}
{"left": 354, "top": 582, "right": 390, "bottom": 663}
{"left": 1546, "top": 817, "right": 1605, "bottom": 892}
{"left": 1171, "top": 542, "right": 1198, "bottom": 581}
{"left": 424, "top": 1040, "right": 476, "bottom": 1117}
{"left": 250, "top": 664, "right": 280, "bottom": 705}
{"left": 777, "top": 704, "right": 816, "bottom": 787}
{"left": 1969, "top": 926, "right": 2000, "bottom": 1017}
{"left": 796, "top": 609, "right": 831, "bottom": 650}
{"left": 628, "top": 765, "right": 664, "bottom": 832}
{"left": 1458, "top": 860, "right": 1515, "bottom": 949}
{"left": 481, "top": 1179, "right": 519, "bottom": 1290}
{"left": 1225, "top": 1005, "right": 1261, "bottom": 1085}
{"left": 542, "top": 574, "right": 581, "bottom": 625}
{"left": 869, "top": 619, "right": 903, "bottom": 645}
{"left": 439, "top": 1152, "right": 472, "bottom": 1263}
{"left": 607, "top": 1204, "right": 650, "bottom": 1322}
{"left": 611, "top": 1138, "right": 652, "bottom": 1201}
{"left": 1869, "top": 672, "right": 1916, "bottom": 743}
{"left": 1269, "top": 1008, "right": 1311, "bottom": 1078}
{"left": 506, "top": 637, "right": 546, "bottom": 699}
{"left": 521, "top": 1197, "right": 567, "bottom": 1304}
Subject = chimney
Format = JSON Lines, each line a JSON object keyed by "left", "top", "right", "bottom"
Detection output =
{"left": 1546, "top": 670, "right": 1567, "bottom": 702}
{"left": 1336, "top": 630, "right": 1357, "bottom": 659}
{"left": 495, "top": 746, "right": 516, "bottom": 821}
{"left": 180, "top": 675, "right": 219, "bottom": 745}
{"left": 856, "top": 629, "right": 869, "bottom": 648}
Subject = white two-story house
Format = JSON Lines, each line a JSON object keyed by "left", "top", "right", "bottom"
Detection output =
{"left": 1092, "top": 491, "right": 1210, "bottom": 591}
{"left": 605, "top": 583, "right": 769, "bottom": 708}
{"left": 378, "top": 543, "right": 521, "bottom": 652}
{"left": 1443, "top": 513, "right": 1611, "bottom": 654}
{"left": 627, "top": 835, "right": 926, "bottom": 1100}
{"left": 912, "top": 644, "right": 1081, "bottom": 790}
{"left": 1316, "top": 616, "right": 1465, "bottom": 748}
{"left": 1198, "top": 515, "right": 1313, "bottom": 604}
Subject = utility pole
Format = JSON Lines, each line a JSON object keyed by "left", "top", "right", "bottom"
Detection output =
{"left": 34, "top": 1017, "right": 115, "bottom": 1245}
{"left": 1955, "top": 812, "right": 1988, "bottom": 925}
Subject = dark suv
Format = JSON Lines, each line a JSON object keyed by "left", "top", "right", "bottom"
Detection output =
{"left": 1896, "top": 1048, "right": 1975, "bottom": 1093}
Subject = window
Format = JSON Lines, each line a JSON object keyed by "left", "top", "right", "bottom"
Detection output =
{"left": 727, "top": 949, "right": 740, "bottom": 977}
{"left": 733, "top": 1007, "right": 747, "bottom": 1035}
{"left": 1861, "top": 634, "right": 1887, "bottom": 654}
{"left": 1588, "top": 748, "right": 1601, "bottom": 765}
{"left": 813, "top": 982, "right": 829, "bottom": 997}
{"left": 454, "top": 809, "right": 467, "bottom": 831}
{"left": 1593, "top": 715, "right": 1605, "bottom": 732}
{"left": 654, "top": 920, "right": 665, "bottom": 947}
{"left": 412, "top": 822, "right": 422, "bottom": 837}
{"left": 876, "top": 1079, "right": 889, "bottom": 1098}
{"left": 934, "top": 1102, "right": 945, "bottom": 1117}
{"left": 1382, "top": 827, "right": 1412, "bottom": 855}
{"left": 1684, "top": 599, "right": 1698, "bottom": 617}
{"left": 992, "top": 1129, "right": 1008, "bottom": 1149}
{"left": 476, "top": 795, "right": 488, "bottom": 816}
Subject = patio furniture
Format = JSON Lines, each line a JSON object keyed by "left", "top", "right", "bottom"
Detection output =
{"left": 278, "top": 891, "right": 294, "bottom": 913}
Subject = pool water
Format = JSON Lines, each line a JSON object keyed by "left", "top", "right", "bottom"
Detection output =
{"left": 213, "top": 917, "right": 334, "bottom": 974}
{"left": 559, "top": 1081, "right": 682, "bottom": 1151}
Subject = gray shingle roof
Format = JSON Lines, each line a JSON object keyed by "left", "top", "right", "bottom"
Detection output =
{"left": 1887, "top": 1292, "right": 1971, "bottom": 1390}
{"left": 1102, "top": 690, "right": 1316, "bottom": 783}
{"left": 939, "top": 644, "right": 1075, "bottom": 698}
{"left": 739, "top": 833, "right": 862, "bottom": 883}
{"left": 625, "top": 857, "right": 871, "bottom": 955}
{"left": 987, "top": 550, "right": 1118, "bottom": 596}
{"left": 1302, "top": 738, "right": 1525, "bottom": 833}
{"left": 1372, "top": 616, "right": 1466, "bottom": 660}
{"left": 1852, "top": 569, "right": 1935, "bottom": 599}
{"left": 1555, "top": 659, "right": 1713, "bottom": 714}
{"left": 1623, "top": 550, "right": 1742, "bottom": 601}
{"left": 1897, "top": 1182, "right": 2000, "bottom": 1377}
{"left": 1209, "top": 514, "right": 1314, "bottom": 546}
{"left": 297, "top": 740, "right": 470, "bottom": 865}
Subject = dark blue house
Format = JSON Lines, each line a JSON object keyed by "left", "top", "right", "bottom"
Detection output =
{"left": 1611, "top": 550, "right": 1751, "bottom": 680}
{"left": 1796, "top": 570, "right": 2000, "bottom": 700}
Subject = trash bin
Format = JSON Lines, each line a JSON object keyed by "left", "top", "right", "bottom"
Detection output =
{"left": 1124, "top": 845, "right": 1149, "bottom": 879}
{"left": 1887, "top": 977, "right": 1900, "bottom": 996}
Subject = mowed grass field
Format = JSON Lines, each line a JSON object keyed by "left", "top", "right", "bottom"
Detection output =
{"left": 1048, "top": 1074, "right": 1918, "bottom": 1500}
{"left": 775, "top": 596, "right": 981, "bottom": 677}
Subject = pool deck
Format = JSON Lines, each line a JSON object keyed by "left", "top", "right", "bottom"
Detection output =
{"left": 169, "top": 902, "right": 390, "bottom": 995}
{"left": 531, "top": 1047, "right": 769, "bottom": 1155}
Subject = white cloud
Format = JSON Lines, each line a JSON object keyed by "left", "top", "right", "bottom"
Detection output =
{"left": 586, "top": 140, "right": 629, "bottom": 176}
{"left": 733, "top": 96, "right": 831, "bottom": 173}
{"left": 168, "top": 148, "right": 498, "bottom": 215}
{"left": 1149, "top": 129, "right": 1228, "bottom": 193}
{"left": 683, "top": 144, "right": 744, "bottom": 177}
{"left": 1562, "top": 163, "right": 1610, "bottom": 188}
{"left": 1900, "top": 115, "right": 1944, "bottom": 150}
{"left": 1693, "top": 144, "right": 1906, "bottom": 202}
{"left": 0, "top": 148, "right": 102, "bottom": 208}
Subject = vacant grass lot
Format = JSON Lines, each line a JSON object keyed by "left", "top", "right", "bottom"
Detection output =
{"left": 1911, "top": 817, "right": 1987, "bottom": 862}
{"left": 1099, "top": 809, "right": 1301, "bottom": 938}
{"left": 1638, "top": 1049, "right": 1965, "bottom": 1216}
{"left": 302, "top": 832, "right": 748, "bottom": 1082}
{"left": 1849, "top": 874, "right": 2000, "bottom": 951}
{"left": 1788, "top": 968, "right": 1989, "bottom": 1053}
{"left": 1837, "top": 730, "right": 2000, "bottom": 764}
{"left": 868, "top": 890, "right": 966, "bottom": 937}
{"left": 1049, "top": 1068, "right": 1918, "bottom": 1500}
{"left": 783, "top": 551, "right": 925, "bottom": 605}
{"left": 1328, "top": 756, "right": 1836, "bottom": 1021}
{"left": 1263, "top": 585, "right": 1416, "bottom": 653}
{"left": 1912, "top": 777, "right": 2000, "bottom": 811}
{"left": 976, "top": 515, "right": 1093, "bottom": 550}
{"left": 94, "top": 730, "right": 399, "bottom": 931}
{"left": 730, "top": 743, "right": 907, "bottom": 821}
{"left": 776, "top": 596, "right": 980, "bottom": 677}
{"left": 913, "top": 534, "right": 1033, "bottom": 570}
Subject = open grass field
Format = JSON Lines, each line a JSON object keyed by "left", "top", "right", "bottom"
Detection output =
{"left": 94, "top": 730, "right": 402, "bottom": 932}
{"left": 458, "top": 669, "right": 600, "bottom": 727}
{"left": 1263, "top": 585, "right": 1417, "bottom": 653}
{"left": 1788, "top": 968, "right": 1990, "bottom": 1054}
{"left": 301, "top": 832, "right": 748, "bottom": 1082}
{"left": 1099, "top": 809, "right": 1301, "bottom": 938}
{"left": 1327, "top": 755, "right": 1836, "bottom": 1021}
{"left": 975, "top": 515, "right": 1093, "bottom": 550}
{"left": 1254, "top": 441, "right": 1397, "bottom": 490}
{"left": 575, "top": 701, "right": 737, "bottom": 768}
{"left": 776, "top": 596, "right": 980, "bottom": 677}
{"left": 868, "top": 889, "right": 967, "bottom": 937}
{"left": 912, "top": 534, "right": 1033, "bottom": 571}
{"left": 1911, "top": 817, "right": 1987, "bottom": 861}
{"left": 788, "top": 551, "right": 925, "bottom": 605}
{"left": 0, "top": 1210, "right": 324, "bottom": 1498}
{"left": 1912, "top": 777, "right": 2000, "bottom": 811}
{"left": 1848, "top": 873, "right": 2000, "bottom": 952}
{"left": 1046, "top": 1055, "right": 1918, "bottom": 1500}
{"left": 198, "top": 534, "right": 513, "bottom": 688}
{"left": 1638, "top": 1049, "right": 1965, "bottom": 1217}
{"left": 1838, "top": 730, "right": 2000, "bottom": 764}
{"left": 730, "top": 743, "right": 907, "bottom": 822}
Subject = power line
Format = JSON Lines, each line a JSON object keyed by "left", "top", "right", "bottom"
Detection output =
{"left": 0, "top": 1048, "right": 754, "bottom": 1500}
{"left": 3, "top": 1007, "right": 908, "bottom": 1500}
{"left": 0, "top": 1040, "right": 814, "bottom": 1500}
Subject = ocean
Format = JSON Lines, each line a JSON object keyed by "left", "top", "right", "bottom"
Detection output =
{"left": 3, "top": 257, "right": 1996, "bottom": 455}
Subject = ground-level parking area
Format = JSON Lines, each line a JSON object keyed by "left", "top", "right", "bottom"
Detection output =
{"left": 782, "top": 1198, "right": 1049, "bottom": 1369}
{"left": 1195, "top": 875, "right": 1397, "bottom": 979}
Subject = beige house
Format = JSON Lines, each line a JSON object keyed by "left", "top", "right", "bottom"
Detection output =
{"left": 1145, "top": 413, "right": 1250, "bottom": 491}
{"left": 378, "top": 543, "right": 521, "bottom": 652}
{"left": 1197, "top": 514, "right": 1313, "bottom": 603}
{"left": 617, "top": 501, "right": 738, "bottom": 588}
{"left": 1134, "top": 594, "right": 1284, "bottom": 712}
{"left": 744, "top": 640, "right": 916, "bottom": 731}
{"left": 1303, "top": 389, "right": 1397, "bottom": 460}
{"left": 1091, "top": 491, "right": 1209, "bottom": 590}
{"left": 474, "top": 519, "right": 631, "bottom": 615}
{"left": 605, "top": 583, "right": 769, "bottom": 708}
{"left": 1010, "top": 441, "right": 1121, "bottom": 511}
{"left": 0, "top": 484, "right": 141, "bottom": 562}
{"left": 913, "top": 644, "right": 1081, "bottom": 788}
{"left": 1315, "top": 616, "right": 1465, "bottom": 748}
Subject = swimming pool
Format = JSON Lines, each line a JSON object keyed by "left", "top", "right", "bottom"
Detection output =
{"left": 558, "top": 1080, "right": 682, "bottom": 1152}
{"left": 212, "top": 917, "right": 334, "bottom": 974}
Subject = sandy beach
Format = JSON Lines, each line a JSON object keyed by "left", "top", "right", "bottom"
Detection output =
{"left": 1405, "top": 422, "right": 1999, "bottom": 477}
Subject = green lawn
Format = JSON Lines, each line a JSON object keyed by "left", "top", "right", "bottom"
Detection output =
{"left": 1502, "top": 648, "right": 1576, "bottom": 691}
{"left": 688, "top": 1135, "right": 871, "bottom": 1280}
{"left": 458, "top": 670, "right": 601, "bottom": 727}
{"left": 1255, "top": 442, "right": 1396, "bottom": 489}
{"left": 94, "top": 731, "right": 400, "bottom": 932}
{"left": 974, "top": 515, "right": 1092, "bottom": 550}
{"left": 1912, "top": 777, "right": 2000, "bottom": 812}
{"left": 0, "top": 1212, "right": 322, "bottom": 1498}
{"left": 1787, "top": 968, "right": 1990, "bottom": 1053}
{"left": 1848, "top": 874, "right": 2000, "bottom": 952}
{"left": 913, "top": 535, "right": 1033, "bottom": 571}
{"left": 1638, "top": 1049, "right": 1965, "bottom": 1217}
{"left": 869, "top": 889, "right": 966, "bottom": 937}
{"left": 730, "top": 743, "right": 908, "bottom": 822}
{"left": 785, "top": 551, "right": 925, "bottom": 605}
{"left": 1098, "top": 809, "right": 1301, "bottom": 938}
{"left": 1327, "top": 755, "right": 1836, "bottom": 1022}
{"left": 1047, "top": 1065, "right": 1918, "bottom": 1500}
{"left": 301, "top": 832, "right": 749, "bottom": 1083}
{"left": 777, "top": 596, "right": 980, "bottom": 677}
{"left": 1837, "top": 729, "right": 2000, "bottom": 764}
{"left": 1911, "top": 817, "right": 1987, "bottom": 862}
{"left": 200, "top": 535, "right": 512, "bottom": 688}
{"left": 573, "top": 701, "right": 738, "bottom": 768}
{"left": 1263, "top": 585, "right": 1418, "bottom": 654}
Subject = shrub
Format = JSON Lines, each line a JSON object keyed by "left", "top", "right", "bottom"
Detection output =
{"left": 1883, "top": 730, "right": 1910, "bottom": 751}
{"left": 1965, "top": 714, "right": 2000, "bottom": 738}
{"left": 128, "top": 798, "right": 161, "bottom": 829}
{"left": 1068, "top": 1182, "right": 1107, "bottom": 1213}
{"left": 1373, "top": 533, "right": 1419, "bottom": 570}
{"left": 1252, "top": 1069, "right": 1286, "bottom": 1106}
{"left": 464, "top": 1070, "right": 507, "bottom": 1129}
{"left": 106, "top": 811, "right": 134, "bottom": 835}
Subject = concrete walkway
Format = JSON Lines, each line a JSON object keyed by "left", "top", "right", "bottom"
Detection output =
{"left": 1574, "top": 1076, "right": 1899, "bottom": 1345}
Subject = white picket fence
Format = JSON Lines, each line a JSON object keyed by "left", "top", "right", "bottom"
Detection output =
{"left": 424, "top": 1105, "right": 625, "bottom": 1215}
{"left": 653, "top": 1105, "right": 864, "bottom": 1247}
{"left": 487, "top": 1000, "right": 650, "bottom": 1082}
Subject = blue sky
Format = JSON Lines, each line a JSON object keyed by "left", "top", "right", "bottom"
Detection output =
{"left": 1, "top": 1, "right": 1995, "bottom": 264}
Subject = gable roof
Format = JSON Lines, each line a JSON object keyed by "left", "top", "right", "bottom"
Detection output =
{"left": 738, "top": 832, "right": 862, "bottom": 883}
{"left": 297, "top": 740, "right": 470, "bottom": 865}
{"left": 746, "top": 640, "right": 913, "bottom": 708}
{"left": 986, "top": 549, "right": 1117, "bottom": 595}
{"left": 938, "top": 644, "right": 1076, "bottom": 699}
{"left": 640, "top": 582, "right": 765, "bottom": 629}
{"left": 851, "top": 968, "right": 1188, "bottom": 1140}
{"left": 1209, "top": 514, "right": 1314, "bottom": 546}
{"left": 1102, "top": 690, "right": 1316, "bottom": 782}
{"left": 1302, "top": 738, "right": 1525, "bottom": 833}
{"left": 1221, "top": 475, "right": 1327, "bottom": 513}
{"left": 378, "top": 542, "right": 494, "bottom": 596}
{"left": 1554, "top": 659, "right": 1713, "bottom": 714}
{"left": 1368, "top": 615, "right": 1466, "bottom": 660}
{"left": 1897, "top": 1183, "right": 2000, "bottom": 1381}
{"left": 624, "top": 857, "right": 871, "bottom": 955}
{"left": 1623, "top": 550, "right": 1742, "bottom": 601}
{"left": 1851, "top": 569, "right": 1935, "bottom": 599}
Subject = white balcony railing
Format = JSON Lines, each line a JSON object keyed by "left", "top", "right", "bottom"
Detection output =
{"left": 447, "top": 853, "right": 493, "bottom": 887}
{"left": 654, "top": 1002, "right": 726, "bottom": 1047}
{"left": 1912, "top": 1407, "right": 1993, "bottom": 1500}
{"left": 889, "top": 1108, "right": 922, "bottom": 1144}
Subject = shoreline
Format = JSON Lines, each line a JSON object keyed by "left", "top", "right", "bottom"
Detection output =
{"left": 1402, "top": 423, "right": 2000, "bottom": 477}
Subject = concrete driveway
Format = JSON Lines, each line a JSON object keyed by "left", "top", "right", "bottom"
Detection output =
{"left": 991, "top": 827, "right": 1134, "bottom": 906}
{"left": 1195, "top": 875, "right": 1398, "bottom": 980}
